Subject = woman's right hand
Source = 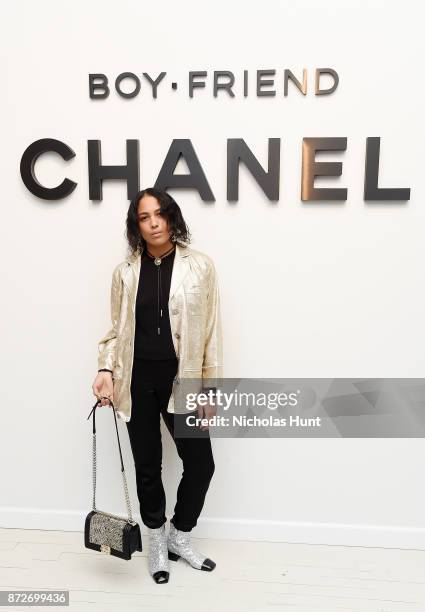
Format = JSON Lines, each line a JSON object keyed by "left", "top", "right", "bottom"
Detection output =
{"left": 92, "top": 371, "right": 114, "bottom": 406}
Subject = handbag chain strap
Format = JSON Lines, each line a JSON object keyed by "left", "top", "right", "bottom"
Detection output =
{"left": 86, "top": 398, "right": 134, "bottom": 523}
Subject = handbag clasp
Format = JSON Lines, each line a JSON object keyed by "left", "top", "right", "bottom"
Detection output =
{"left": 100, "top": 544, "right": 111, "bottom": 554}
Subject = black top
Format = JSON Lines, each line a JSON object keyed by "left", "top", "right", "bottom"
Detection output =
{"left": 133, "top": 246, "right": 177, "bottom": 361}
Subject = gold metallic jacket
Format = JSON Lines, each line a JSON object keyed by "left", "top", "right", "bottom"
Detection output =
{"left": 97, "top": 243, "right": 223, "bottom": 422}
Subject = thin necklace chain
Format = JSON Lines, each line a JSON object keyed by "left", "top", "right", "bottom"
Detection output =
{"left": 146, "top": 244, "right": 175, "bottom": 261}
{"left": 145, "top": 244, "right": 175, "bottom": 334}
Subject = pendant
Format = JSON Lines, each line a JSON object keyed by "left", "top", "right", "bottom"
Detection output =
{"left": 154, "top": 257, "right": 161, "bottom": 266}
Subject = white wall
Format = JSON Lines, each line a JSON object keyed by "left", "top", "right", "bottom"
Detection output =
{"left": 1, "top": 0, "right": 424, "bottom": 549}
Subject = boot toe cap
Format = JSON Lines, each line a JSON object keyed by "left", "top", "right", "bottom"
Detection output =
{"left": 201, "top": 558, "right": 216, "bottom": 571}
{"left": 153, "top": 570, "right": 169, "bottom": 583}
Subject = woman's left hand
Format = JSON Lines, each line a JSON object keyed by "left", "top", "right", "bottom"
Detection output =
{"left": 196, "top": 398, "right": 217, "bottom": 430}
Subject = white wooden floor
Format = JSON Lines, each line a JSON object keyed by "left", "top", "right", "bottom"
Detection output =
{"left": 0, "top": 527, "right": 424, "bottom": 612}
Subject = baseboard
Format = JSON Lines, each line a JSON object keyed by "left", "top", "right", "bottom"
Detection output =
{"left": 0, "top": 508, "right": 424, "bottom": 550}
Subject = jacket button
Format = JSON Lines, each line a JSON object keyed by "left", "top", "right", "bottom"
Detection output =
{"left": 172, "top": 309, "right": 179, "bottom": 315}
{"left": 175, "top": 333, "right": 180, "bottom": 339}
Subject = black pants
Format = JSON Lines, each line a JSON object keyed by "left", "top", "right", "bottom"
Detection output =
{"left": 126, "top": 357, "right": 215, "bottom": 532}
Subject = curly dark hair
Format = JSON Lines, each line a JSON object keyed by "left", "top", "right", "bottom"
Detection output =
{"left": 126, "top": 188, "right": 191, "bottom": 256}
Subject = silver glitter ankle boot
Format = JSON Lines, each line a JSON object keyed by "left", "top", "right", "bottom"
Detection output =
{"left": 147, "top": 524, "right": 169, "bottom": 584}
{"left": 167, "top": 523, "right": 216, "bottom": 571}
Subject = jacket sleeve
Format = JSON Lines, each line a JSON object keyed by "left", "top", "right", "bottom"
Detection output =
{"left": 97, "top": 264, "right": 123, "bottom": 373}
{"left": 202, "top": 259, "right": 224, "bottom": 389}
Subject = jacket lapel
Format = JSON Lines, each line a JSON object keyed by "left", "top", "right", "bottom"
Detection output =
{"left": 123, "top": 242, "right": 190, "bottom": 312}
{"left": 169, "top": 243, "right": 190, "bottom": 300}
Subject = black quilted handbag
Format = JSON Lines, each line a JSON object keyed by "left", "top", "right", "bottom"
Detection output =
{"left": 84, "top": 398, "right": 142, "bottom": 560}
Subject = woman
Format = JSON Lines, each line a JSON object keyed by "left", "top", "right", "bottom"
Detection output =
{"left": 91, "top": 187, "right": 223, "bottom": 584}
